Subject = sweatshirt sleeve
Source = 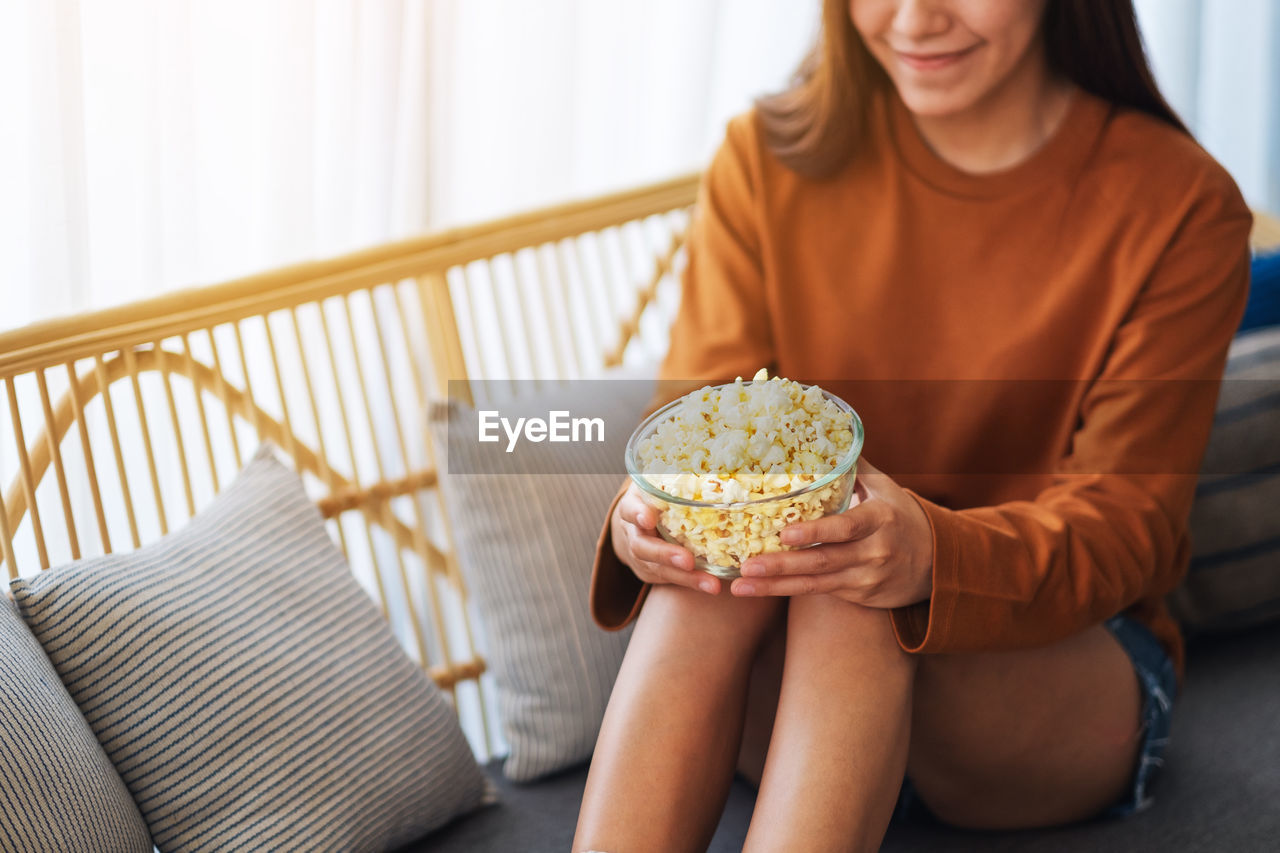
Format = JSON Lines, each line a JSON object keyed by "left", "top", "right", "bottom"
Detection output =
{"left": 590, "top": 114, "right": 777, "bottom": 630}
{"left": 891, "top": 181, "right": 1254, "bottom": 654}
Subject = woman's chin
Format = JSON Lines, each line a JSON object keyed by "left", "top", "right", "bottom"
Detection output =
{"left": 892, "top": 84, "right": 984, "bottom": 120}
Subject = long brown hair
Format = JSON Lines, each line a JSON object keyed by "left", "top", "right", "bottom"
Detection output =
{"left": 756, "top": 0, "right": 1188, "bottom": 178}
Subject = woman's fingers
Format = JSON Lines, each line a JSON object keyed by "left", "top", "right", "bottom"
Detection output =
{"left": 617, "top": 488, "right": 657, "bottom": 531}
{"left": 740, "top": 540, "right": 862, "bottom": 577}
{"left": 620, "top": 509, "right": 717, "bottom": 592}
{"left": 629, "top": 530, "right": 694, "bottom": 571}
{"left": 632, "top": 554, "right": 720, "bottom": 594}
{"left": 730, "top": 571, "right": 843, "bottom": 598}
{"left": 779, "top": 503, "right": 882, "bottom": 547}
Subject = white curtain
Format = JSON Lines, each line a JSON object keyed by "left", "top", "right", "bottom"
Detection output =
{"left": 424, "top": 0, "right": 819, "bottom": 225}
{"left": 1136, "top": 0, "right": 1280, "bottom": 212}
{"left": 0, "top": 0, "right": 436, "bottom": 646}
{"left": 0, "top": 0, "right": 435, "bottom": 332}
{"left": 0, "top": 0, "right": 818, "bottom": 334}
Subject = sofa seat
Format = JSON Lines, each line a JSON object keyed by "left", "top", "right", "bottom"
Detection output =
{"left": 414, "top": 622, "right": 1280, "bottom": 852}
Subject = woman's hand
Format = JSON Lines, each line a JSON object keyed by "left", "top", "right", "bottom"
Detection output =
{"left": 731, "top": 460, "right": 933, "bottom": 608}
{"left": 611, "top": 482, "right": 721, "bottom": 595}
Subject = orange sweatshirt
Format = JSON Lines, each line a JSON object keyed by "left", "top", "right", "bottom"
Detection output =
{"left": 590, "top": 86, "right": 1252, "bottom": 681}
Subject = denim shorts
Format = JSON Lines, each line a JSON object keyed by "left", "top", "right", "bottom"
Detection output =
{"left": 1099, "top": 612, "right": 1178, "bottom": 817}
{"left": 893, "top": 612, "right": 1178, "bottom": 823}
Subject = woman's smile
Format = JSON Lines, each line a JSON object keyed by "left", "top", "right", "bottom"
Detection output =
{"left": 892, "top": 44, "right": 981, "bottom": 73}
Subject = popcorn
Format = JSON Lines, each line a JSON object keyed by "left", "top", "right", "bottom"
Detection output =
{"left": 631, "top": 369, "right": 859, "bottom": 575}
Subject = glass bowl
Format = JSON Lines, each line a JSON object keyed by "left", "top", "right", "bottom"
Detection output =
{"left": 624, "top": 382, "right": 864, "bottom": 579}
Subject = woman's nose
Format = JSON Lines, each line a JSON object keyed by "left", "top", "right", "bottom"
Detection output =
{"left": 891, "top": 0, "right": 952, "bottom": 42}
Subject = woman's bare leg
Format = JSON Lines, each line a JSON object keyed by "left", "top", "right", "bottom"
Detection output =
{"left": 906, "top": 623, "right": 1142, "bottom": 828}
{"left": 573, "top": 585, "right": 783, "bottom": 853}
{"left": 737, "top": 602, "right": 1144, "bottom": 842}
{"left": 745, "top": 596, "right": 916, "bottom": 853}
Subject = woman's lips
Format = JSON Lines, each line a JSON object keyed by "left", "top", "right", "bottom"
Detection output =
{"left": 895, "top": 45, "right": 978, "bottom": 72}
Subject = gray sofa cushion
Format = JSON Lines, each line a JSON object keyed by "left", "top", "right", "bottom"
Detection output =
{"left": 430, "top": 374, "right": 654, "bottom": 782}
{"left": 10, "top": 447, "right": 490, "bottom": 853}
{"left": 0, "top": 597, "right": 153, "bottom": 853}
{"left": 1172, "top": 325, "right": 1280, "bottom": 633}
{"left": 412, "top": 622, "right": 1280, "bottom": 852}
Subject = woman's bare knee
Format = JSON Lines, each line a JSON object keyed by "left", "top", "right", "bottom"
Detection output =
{"left": 632, "top": 584, "right": 783, "bottom": 672}
{"left": 644, "top": 582, "right": 779, "bottom": 627}
{"left": 785, "top": 594, "right": 910, "bottom": 659}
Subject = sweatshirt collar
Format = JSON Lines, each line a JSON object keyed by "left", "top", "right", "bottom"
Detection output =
{"left": 883, "top": 83, "right": 1112, "bottom": 200}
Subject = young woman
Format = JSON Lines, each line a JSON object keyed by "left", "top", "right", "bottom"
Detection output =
{"left": 575, "top": 1, "right": 1252, "bottom": 850}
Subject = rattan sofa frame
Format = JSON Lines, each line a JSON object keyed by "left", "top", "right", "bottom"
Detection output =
{"left": 0, "top": 173, "right": 698, "bottom": 757}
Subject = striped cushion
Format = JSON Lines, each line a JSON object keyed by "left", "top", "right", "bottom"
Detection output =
{"left": 10, "top": 447, "right": 489, "bottom": 852}
{"left": 431, "top": 375, "right": 652, "bottom": 781}
{"left": 1171, "top": 326, "right": 1280, "bottom": 633}
{"left": 0, "top": 597, "right": 153, "bottom": 853}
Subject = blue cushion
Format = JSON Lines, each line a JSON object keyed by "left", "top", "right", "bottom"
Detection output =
{"left": 1240, "top": 250, "right": 1280, "bottom": 333}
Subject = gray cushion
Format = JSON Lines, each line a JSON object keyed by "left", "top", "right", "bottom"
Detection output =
{"left": 411, "top": 621, "right": 1280, "bottom": 852}
{"left": 1171, "top": 325, "right": 1280, "bottom": 632}
{"left": 10, "top": 446, "right": 490, "bottom": 853}
{"left": 430, "top": 374, "right": 654, "bottom": 782}
{"left": 0, "top": 597, "right": 153, "bottom": 853}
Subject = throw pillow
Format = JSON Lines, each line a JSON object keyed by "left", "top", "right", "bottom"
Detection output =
{"left": 10, "top": 446, "right": 491, "bottom": 852}
{"left": 1171, "top": 325, "right": 1280, "bottom": 633}
{"left": 429, "top": 371, "right": 655, "bottom": 782}
{"left": 0, "top": 596, "right": 153, "bottom": 853}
